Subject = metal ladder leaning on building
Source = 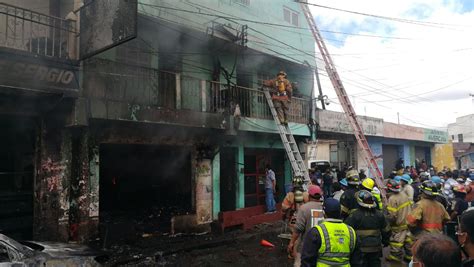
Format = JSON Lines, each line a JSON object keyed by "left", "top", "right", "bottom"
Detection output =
{"left": 263, "top": 89, "right": 311, "bottom": 184}
{"left": 299, "top": 2, "right": 386, "bottom": 201}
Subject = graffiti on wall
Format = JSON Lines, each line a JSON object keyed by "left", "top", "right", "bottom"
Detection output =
{"left": 196, "top": 159, "right": 212, "bottom": 224}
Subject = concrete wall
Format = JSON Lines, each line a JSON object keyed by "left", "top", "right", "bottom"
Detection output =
{"left": 361, "top": 137, "right": 433, "bottom": 178}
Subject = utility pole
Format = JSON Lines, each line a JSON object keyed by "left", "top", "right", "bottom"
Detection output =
{"left": 397, "top": 112, "right": 400, "bottom": 124}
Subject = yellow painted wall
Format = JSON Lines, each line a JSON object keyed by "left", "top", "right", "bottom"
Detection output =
{"left": 433, "top": 143, "right": 456, "bottom": 171}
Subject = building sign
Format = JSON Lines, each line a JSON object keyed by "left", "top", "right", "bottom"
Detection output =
{"left": 317, "top": 110, "right": 383, "bottom": 136}
{"left": 424, "top": 129, "right": 448, "bottom": 143}
{"left": 0, "top": 53, "right": 79, "bottom": 93}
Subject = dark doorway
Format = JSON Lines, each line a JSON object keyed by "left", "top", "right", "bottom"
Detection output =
{"left": 382, "top": 145, "right": 401, "bottom": 177}
{"left": 99, "top": 144, "right": 192, "bottom": 234}
{"left": 0, "top": 116, "right": 36, "bottom": 239}
{"left": 220, "top": 148, "right": 237, "bottom": 212}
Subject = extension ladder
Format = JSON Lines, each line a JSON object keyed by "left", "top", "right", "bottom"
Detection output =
{"left": 299, "top": 3, "right": 386, "bottom": 200}
{"left": 263, "top": 89, "right": 310, "bottom": 183}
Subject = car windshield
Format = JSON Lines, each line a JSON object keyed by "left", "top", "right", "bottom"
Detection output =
{"left": 0, "top": 234, "right": 34, "bottom": 256}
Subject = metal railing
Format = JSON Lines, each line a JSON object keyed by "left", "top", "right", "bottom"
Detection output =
{"left": 0, "top": 2, "right": 76, "bottom": 59}
{"left": 85, "top": 59, "right": 310, "bottom": 124}
{"left": 206, "top": 81, "right": 310, "bottom": 124}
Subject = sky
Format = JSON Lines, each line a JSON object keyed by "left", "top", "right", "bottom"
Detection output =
{"left": 307, "top": 0, "right": 474, "bottom": 129}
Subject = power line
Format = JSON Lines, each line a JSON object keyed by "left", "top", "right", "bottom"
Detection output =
{"left": 298, "top": 1, "right": 470, "bottom": 28}
{"left": 138, "top": 2, "right": 419, "bottom": 40}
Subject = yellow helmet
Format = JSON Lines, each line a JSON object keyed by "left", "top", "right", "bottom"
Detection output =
{"left": 362, "top": 178, "right": 375, "bottom": 190}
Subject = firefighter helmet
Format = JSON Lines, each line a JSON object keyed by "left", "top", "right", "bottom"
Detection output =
{"left": 347, "top": 175, "right": 360, "bottom": 185}
{"left": 346, "top": 170, "right": 360, "bottom": 185}
{"left": 453, "top": 185, "right": 467, "bottom": 194}
{"left": 362, "top": 178, "right": 375, "bottom": 190}
{"left": 292, "top": 176, "right": 304, "bottom": 187}
{"left": 356, "top": 190, "right": 377, "bottom": 209}
{"left": 419, "top": 180, "right": 439, "bottom": 197}
{"left": 386, "top": 179, "right": 402, "bottom": 193}
{"left": 277, "top": 70, "right": 287, "bottom": 77}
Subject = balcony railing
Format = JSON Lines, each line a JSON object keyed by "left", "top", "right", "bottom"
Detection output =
{"left": 85, "top": 59, "right": 310, "bottom": 124}
{"left": 0, "top": 3, "right": 77, "bottom": 59}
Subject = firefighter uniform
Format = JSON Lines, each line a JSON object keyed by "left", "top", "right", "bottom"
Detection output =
{"left": 340, "top": 187, "right": 359, "bottom": 218}
{"left": 345, "top": 190, "right": 390, "bottom": 267}
{"left": 386, "top": 180, "right": 413, "bottom": 263}
{"left": 263, "top": 71, "right": 292, "bottom": 125}
{"left": 406, "top": 198, "right": 450, "bottom": 235}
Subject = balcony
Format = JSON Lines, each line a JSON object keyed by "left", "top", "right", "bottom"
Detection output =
{"left": 85, "top": 59, "right": 310, "bottom": 127}
{"left": 0, "top": 3, "right": 77, "bottom": 60}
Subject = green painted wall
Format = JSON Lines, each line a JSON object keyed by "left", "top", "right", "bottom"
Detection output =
{"left": 239, "top": 118, "right": 311, "bottom": 136}
{"left": 212, "top": 152, "right": 220, "bottom": 219}
{"left": 236, "top": 144, "right": 245, "bottom": 209}
{"left": 138, "top": 0, "right": 315, "bottom": 67}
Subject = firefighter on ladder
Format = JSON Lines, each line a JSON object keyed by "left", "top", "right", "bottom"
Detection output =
{"left": 263, "top": 71, "right": 292, "bottom": 125}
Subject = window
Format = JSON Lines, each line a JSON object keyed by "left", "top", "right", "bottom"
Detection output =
{"left": 283, "top": 7, "right": 299, "bottom": 26}
{"left": 233, "top": 0, "right": 250, "bottom": 6}
{"left": 458, "top": 134, "right": 464, "bottom": 143}
{"left": 451, "top": 135, "right": 455, "bottom": 141}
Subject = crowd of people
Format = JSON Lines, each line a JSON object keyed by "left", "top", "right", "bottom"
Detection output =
{"left": 279, "top": 164, "right": 474, "bottom": 267}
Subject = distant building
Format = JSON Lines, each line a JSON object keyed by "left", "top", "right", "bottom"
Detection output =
{"left": 448, "top": 114, "right": 474, "bottom": 169}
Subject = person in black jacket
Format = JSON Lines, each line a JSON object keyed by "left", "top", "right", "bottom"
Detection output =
{"left": 340, "top": 173, "right": 361, "bottom": 219}
{"left": 345, "top": 190, "right": 390, "bottom": 267}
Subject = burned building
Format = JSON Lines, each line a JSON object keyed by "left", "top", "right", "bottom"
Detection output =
{"left": 1, "top": 0, "right": 316, "bottom": 243}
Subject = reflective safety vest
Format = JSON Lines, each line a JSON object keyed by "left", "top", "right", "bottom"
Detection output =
{"left": 315, "top": 219, "right": 357, "bottom": 267}
{"left": 372, "top": 188, "right": 383, "bottom": 210}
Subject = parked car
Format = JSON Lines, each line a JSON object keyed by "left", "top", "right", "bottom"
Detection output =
{"left": 309, "top": 160, "right": 331, "bottom": 173}
{"left": 0, "top": 233, "right": 107, "bottom": 266}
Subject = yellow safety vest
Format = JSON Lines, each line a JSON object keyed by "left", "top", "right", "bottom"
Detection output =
{"left": 372, "top": 190, "right": 383, "bottom": 210}
{"left": 315, "top": 219, "right": 356, "bottom": 267}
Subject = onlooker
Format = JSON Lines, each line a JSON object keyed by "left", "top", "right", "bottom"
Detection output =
{"left": 322, "top": 170, "right": 333, "bottom": 198}
{"left": 410, "top": 233, "right": 462, "bottom": 267}
{"left": 359, "top": 169, "right": 367, "bottom": 180}
{"left": 264, "top": 164, "right": 276, "bottom": 213}
{"left": 458, "top": 208, "right": 474, "bottom": 266}
{"left": 287, "top": 185, "right": 323, "bottom": 267}
{"left": 332, "top": 179, "right": 347, "bottom": 201}
{"left": 301, "top": 198, "right": 362, "bottom": 267}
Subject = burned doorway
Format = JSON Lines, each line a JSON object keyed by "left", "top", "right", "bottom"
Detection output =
{"left": 244, "top": 149, "right": 284, "bottom": 208}
{"left": 220, "top": 147, "right": 237, "bottom": 212}
{"left": 99, "top": 144, "right": 192, "bottom": 235}
{"left": 0, "top": 116, "right": 36, "bottom": 239}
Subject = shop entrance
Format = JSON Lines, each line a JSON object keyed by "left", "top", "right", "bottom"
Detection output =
{"left": 99, "top": 144, "right": 192, "bottom": 235}
{"left": 0, "top": 116, "right": 36, "bottom": 239}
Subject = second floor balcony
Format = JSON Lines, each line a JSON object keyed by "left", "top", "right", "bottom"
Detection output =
{"left": 84, "top": 59, "right": 310, "bottom": 128}
{"left": 0, "top": 2, "right": 77, "bottom": 60}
